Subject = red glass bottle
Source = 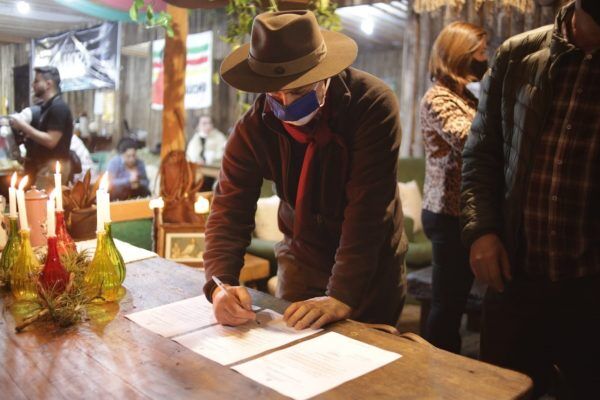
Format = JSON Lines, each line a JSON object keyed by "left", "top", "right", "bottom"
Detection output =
{"left": 39, "top": 236, "right": 70, "bottom": 294}
{"left": 55, "top": 210, "right": 76, "bottom": 257}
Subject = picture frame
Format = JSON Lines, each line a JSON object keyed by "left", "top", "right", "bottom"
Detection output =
{"left": 164, "top": 232, "right": 206, "bottom": 267}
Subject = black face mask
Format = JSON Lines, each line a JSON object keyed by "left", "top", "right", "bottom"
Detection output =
{"left": 470, "top": 59, "right": 488, "bottom": 81}
{"left": 581, "top": 0, "right": 600, "bottom": 26}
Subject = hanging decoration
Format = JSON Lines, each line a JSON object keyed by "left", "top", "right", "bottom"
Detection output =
{"left": 413, "top": 0, "right": 534, "bottom": 14}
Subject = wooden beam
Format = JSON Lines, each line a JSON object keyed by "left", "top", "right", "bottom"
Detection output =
{"left": 0, "top": 33, "right": 27, "bottom": 44}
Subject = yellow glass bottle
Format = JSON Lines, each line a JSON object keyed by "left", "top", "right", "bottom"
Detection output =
{"left": 104, "top": 222, "right": 126, "bottom": 285}
{"left": 10, "top": 229, "right": 41, "bottom": 302}
{"left": 0, "top": 217, "right": 21, "bottom": 287}
{"left": 84, "top": 230, "right": 122, "bottom": 302}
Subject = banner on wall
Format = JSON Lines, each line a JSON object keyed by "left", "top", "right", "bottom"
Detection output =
{"left": 151, "top": 30, "right": 213, "bottom": 110}
{"left": 32, "top": 22, "right": 120, "bottom": 92}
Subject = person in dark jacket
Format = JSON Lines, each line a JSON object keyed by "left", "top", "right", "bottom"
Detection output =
{"left": 203, "top": 10, "right": 407, "bottom": 330}
{"left": 461, "top": 1, "right": 599, "bottom": 398}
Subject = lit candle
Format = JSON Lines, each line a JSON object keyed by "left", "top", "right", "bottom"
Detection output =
{"left": 194, "top": 195, "right": 210, "bottom": 214}
{"left": 96, "top": 173, "right": 109, "bottom": 233}
{"left": 47, "top": 190, "right": 56, "bottom": 237}
{"left": 8, "top": 172, "right": 17, "bottom": 218}
{"left": 16, "top": 176, "right": 29, "bottom": 231}
{"left": 103, "top": 187, "right": 111, "bottom": 224}
{"left": 54, "top": 161, "right": 63, "bottom": 211}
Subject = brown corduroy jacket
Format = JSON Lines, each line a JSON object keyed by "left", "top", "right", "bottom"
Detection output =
{"left": 203, "top": 68, "right": 407, "bottom": 325}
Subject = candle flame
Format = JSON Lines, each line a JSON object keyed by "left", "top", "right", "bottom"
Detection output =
{"left": 18, "top": 175, "right": 28, "bottom": 191}
{"left": 10, "top": 172, "right": 17, "bottom": 188}
{"left": 56, "top": 161, "right": 61, "bottom": 174}
{"left": 99, "top": 173, "right": 109, "bottom": 191}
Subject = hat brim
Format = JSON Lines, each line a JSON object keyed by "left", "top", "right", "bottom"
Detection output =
{"left": 220, "top": 30, "right": 358, "bottom": 93}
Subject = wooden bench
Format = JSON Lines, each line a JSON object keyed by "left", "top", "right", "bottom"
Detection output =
{"left": 407, "top": 266, "right": 486, "bottom": 334}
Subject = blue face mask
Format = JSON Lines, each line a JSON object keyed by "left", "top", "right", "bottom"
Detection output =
{"left": 267, "top": 86, "right": 321, "bottom": 126}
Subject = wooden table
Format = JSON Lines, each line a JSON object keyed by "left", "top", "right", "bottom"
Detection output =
{"left": 0, "top": 257, "right": 532, "bottom": 399}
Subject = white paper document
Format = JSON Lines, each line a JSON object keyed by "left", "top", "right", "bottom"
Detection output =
{"left": 173, "top": 309, "right": 321, "bottom": 365}
{"left": 232, "top": 332, "right": 401, "bottom": 400}
{"left": 126, "top": 296, "right": 216, "bottom": 338}
{"left": 76, "top": 238, "right": 157, "bottom": 264}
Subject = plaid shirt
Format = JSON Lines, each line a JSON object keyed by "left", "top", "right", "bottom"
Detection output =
{"left": 523, "top": 16, "right": 600, "bottom": 281}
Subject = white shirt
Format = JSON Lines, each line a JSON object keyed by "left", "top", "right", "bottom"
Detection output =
{"left": 186, "top": 129, "right": 227, "bottom": 165}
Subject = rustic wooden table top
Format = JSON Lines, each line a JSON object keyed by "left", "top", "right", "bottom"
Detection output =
{"left": 0, "top": 257, "right": 532, "bottom": 399}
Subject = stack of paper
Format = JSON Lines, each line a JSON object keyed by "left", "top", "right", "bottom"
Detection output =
{"left": 233, "top": 332, "right": 401, "bottom": 400}
{"left": 125, "top": 296, "right": 216, "bottom": 337}
{"left": 127, "top": 297, "right": 401, "bottom": 399}
{"left": 173, "top": 309, "right": 320, "bottom": 365}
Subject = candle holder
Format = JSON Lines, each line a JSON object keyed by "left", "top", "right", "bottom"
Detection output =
{"left": 10, "top": 229, "right": 41, "bottom": 302}
{"left": 104, "top": 222, "right": 126, "bottom": 284}
{"left": 0, "top": 217, "right": 21, "bottom": 288}
{"left": 55, "top": 210, "right": 76, "bottom": 257}
{"left": 83, "top": 230, "right": 122, "bottom": 302}
{"left": 39, "top": 236, "right": 70, "bottom": 294}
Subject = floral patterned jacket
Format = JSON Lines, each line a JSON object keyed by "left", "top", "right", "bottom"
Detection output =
{"left": 420, "top": 83, "right": 477, "bottom": 217}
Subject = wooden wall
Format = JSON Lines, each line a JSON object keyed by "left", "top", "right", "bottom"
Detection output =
{"left": 399, "top": 0, "right": 569, "bottom": 156}
{"left": 0, "top": 42, "right": 29, "bottom": 114}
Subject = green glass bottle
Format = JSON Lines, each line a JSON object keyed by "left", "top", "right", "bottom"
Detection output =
{"left": 84, "top": 230, "right": 122, "bottom": 302}
{"left": 104, "top": 222, "right": 126, "bottom": 285}
{"left": 10, "top": 229, "right": 41, "bottom": 302}
{"left": 0, "top": 217, "right": 21, "bottom": 288}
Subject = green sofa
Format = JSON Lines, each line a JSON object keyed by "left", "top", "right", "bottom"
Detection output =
{"left": 246, "top": 158, "right": 433, "bottom": 276}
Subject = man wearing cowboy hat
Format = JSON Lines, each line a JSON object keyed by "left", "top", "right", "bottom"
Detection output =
{"left": 203, "top": 10, "right": 407, "bottom": 329}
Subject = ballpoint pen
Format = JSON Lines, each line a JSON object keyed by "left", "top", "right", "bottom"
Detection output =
{"left": 212, "top": 276, "right": 260, "bottom": 324}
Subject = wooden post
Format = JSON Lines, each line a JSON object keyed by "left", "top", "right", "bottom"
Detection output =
{"left": 160, "top": 4, "right": 188, "bottom": 160}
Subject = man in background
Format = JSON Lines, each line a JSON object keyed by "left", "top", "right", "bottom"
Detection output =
{"left": 461, "top": 1, "right": 599, "bottom": 398}
{"left": 9, "top": 66, "right": 73, "bottom": 189}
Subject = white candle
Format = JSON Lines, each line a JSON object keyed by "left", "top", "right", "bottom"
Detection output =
{"left": 194, "top": 196, "right": 210, "bottom": 214}
{"left": 47, "top": 190, "right": 56, "bottom": 237}
{"left": 16, "top": 176, "right": 29, "bottom": 231}
{"left": 8, "top": 172, "right": 17, "bottom": 218}
{"left": 96, "top": 173, "right": 109, "bottom": 233}
{"left": 54, "top": 161, "right": 63, "bottom": 211}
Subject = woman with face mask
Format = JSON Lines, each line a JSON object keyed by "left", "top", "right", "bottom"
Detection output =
{"left": 419, "top": 21, "right": 488, "bottom": 354}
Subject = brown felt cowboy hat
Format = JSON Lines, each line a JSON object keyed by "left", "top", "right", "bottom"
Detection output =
{"left": 220, "top": 10, "right": 358, "bottom": 93}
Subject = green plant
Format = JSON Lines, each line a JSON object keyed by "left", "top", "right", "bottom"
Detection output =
{"left": 129, "top": 0, "right": 175, "bottom": 37}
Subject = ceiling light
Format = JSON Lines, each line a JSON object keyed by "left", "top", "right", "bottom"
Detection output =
{"left": 16, "top": 1, "right": 30, "bottom": 14}
{"left": 361, "top": 19, "right": 374, "bottom": 35}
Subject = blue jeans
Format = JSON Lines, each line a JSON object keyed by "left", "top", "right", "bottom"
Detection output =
{"left": 422, "top": 209, "right": 473, "bottom": 353}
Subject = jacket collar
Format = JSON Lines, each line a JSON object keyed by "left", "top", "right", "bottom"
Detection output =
{"left": 550, "top": 2, "right": 578, "bottom": 58}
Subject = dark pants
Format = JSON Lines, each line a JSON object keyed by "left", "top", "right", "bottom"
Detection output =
{"left": 422, "top": 209, "right": 474, "bottom": 353}
{"left": 482, "top": 273, "right": 600, "bottom": 399}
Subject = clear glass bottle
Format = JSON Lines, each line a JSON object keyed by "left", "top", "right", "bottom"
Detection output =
{"left": 0, "top": 217, "right": 21, "bottom": 287}
{"left": 10, "top": 229, "right": 41, "bottom": 302}
{"left": 84, "top": 230, "right": 122, "bottom": 302}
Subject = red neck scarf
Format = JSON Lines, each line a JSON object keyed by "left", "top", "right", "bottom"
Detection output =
{"left": 282, "top": 104, "right": 346, "bottom": 238}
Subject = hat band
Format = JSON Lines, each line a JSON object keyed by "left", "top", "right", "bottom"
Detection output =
{"left": 248, "top": 41, "right": 327, "bottom": 78}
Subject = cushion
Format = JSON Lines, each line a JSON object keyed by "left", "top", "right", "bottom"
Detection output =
{"left": 254, "top": 195, "right": 284, "bottom": 242}
{"left": 398, "top": 180, "right": 423, "bottom": 233}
